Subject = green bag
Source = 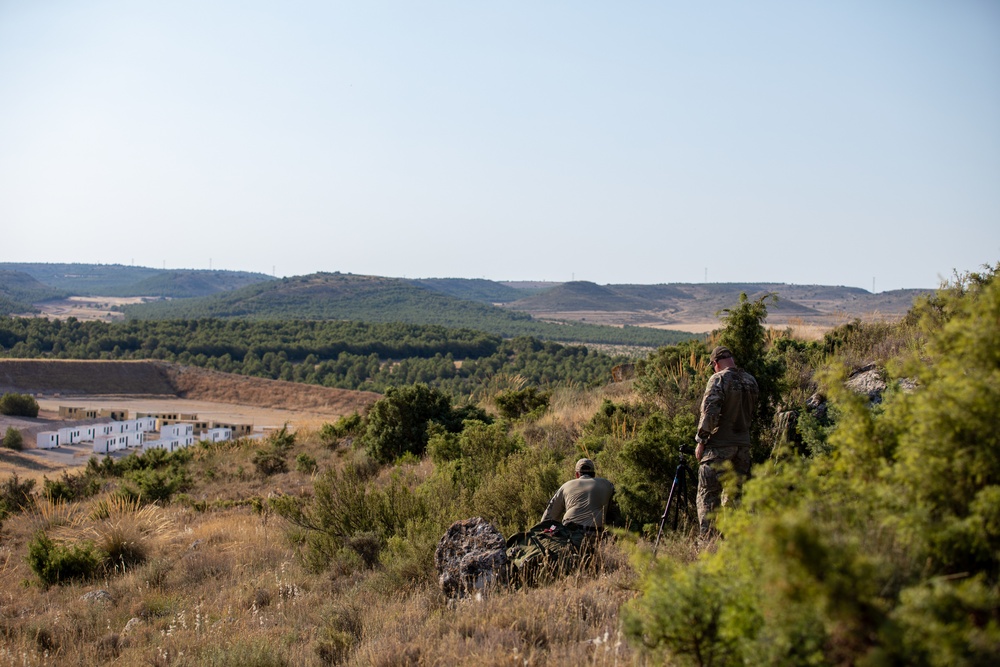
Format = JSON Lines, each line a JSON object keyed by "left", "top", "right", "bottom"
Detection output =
{"left": 504, "top": 520, "right": 587, "bottom": 585}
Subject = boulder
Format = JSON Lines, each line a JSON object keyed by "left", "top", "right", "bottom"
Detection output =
{"left": 81, "top": 589, "right": 114, "bottom": 604}
{"left": 435, "top": 517, "right": 507, "bottom": 598}
{"left": 846, "top": 364, "right": 887, "bottom": 403}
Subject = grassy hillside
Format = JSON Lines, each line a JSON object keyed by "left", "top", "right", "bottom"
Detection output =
{"left": 0, "top": 263, "right": 273, "bottom": 297}
{"left": 0, "top": 267, "right": 994, "bottom": 665}
{"left": 121, "top": 273, "right": 696, "bottom": 347}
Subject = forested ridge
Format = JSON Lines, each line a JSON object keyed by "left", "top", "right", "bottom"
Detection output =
{"left": 120, "top": 273, "right": 693, "bottom": 347}
{"left": 0, "top": 263, "right": 273, "bottom": 297}
{"left": 0, "top": 317, "right": 628, "bottom": 394}
{"left": 0, "top": 271, "right": 68, "bottom": 315}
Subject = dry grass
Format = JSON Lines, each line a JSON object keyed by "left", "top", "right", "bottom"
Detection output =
{"left": 0, "top": 383, "right": 699, "bottom": 667}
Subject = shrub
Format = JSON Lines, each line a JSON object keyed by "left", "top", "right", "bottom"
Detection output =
{"left": 495, "top": 387, "right": 551, "bottom": 420}
{"left": 596, "top": 411, "right": 697, "bottom": 532}
{"left": 0, "top": 392, "right": 40, "bottom": 417}
{"left": 0, "top": 473, "right": 36, "bottom": 515}
{"left": 362, "top": 383, "right": 455, "bottom": 463}
{"left": 319, "top": 412, "right": 364, "bottom": 447}
{"left": 84, "top": 496, "right": 172, "bottom": 573}
{"left": 119, "top": 467, "right": 191, "bottom": 503}
{"left": 27, "top": 532, "right": 101, "bottom": 586}
{"left": 295, "top": 452, "right": 318, "bottom": 474}
{"left": 272, "top": 466, "right": 427, "bottom": 572}
{"left": 623, "top": 266, "right": 1000, "bottom": 665}
{"left": 43, "top": 471, "right": 101, "bottom": 503}
{"left": 253, "top": 446, "right": 289, "bottom": 476}
{"left": 2, "top": 426, "right": 23, "bottom": 450}
{"left": 468, "top": 448, "right": 561, "bottom": 535}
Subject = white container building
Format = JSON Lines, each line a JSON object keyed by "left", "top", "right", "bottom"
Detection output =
{"left": 161, "top": 423, "right": 194, "bottom": 439}
{"left": 57, "top": 426, "right": 84, "bottom": 445}
{"left": 204, "top": 427, "right": 232, "bottom": 443}
{"left": 93, "top": 434, "right": 129, "bottom": 454}
{"left": 36, "top": 432, "right": 60, "bottom": 449}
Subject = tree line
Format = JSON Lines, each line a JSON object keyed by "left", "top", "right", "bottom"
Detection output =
{"left": 0, "top": 317, "right": 627, "bottom": 394}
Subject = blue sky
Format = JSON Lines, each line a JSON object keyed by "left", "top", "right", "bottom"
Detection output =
{"left": 1, "top": 1, "right": 997, "bottom": 290}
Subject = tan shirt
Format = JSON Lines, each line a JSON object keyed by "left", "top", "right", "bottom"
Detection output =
{"left": 541, "top": 476, "right": 615, "bottom": 529}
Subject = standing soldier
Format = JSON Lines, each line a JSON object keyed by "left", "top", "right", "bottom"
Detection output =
{"left": 694, "top": 346, "right": 759, "bottom": 538}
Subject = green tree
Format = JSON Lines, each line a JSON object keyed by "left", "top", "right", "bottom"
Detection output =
{"left": 2, "top": 426, "right": 23, "bottom": 450}
{"left": 0, "top": 392, "right": 40, "bottom": 417}
{"left": 624, "top": 269, "right": 1000, "bottom": 666}
{"left": 716, "top": 292, "right": 784, "bottom": 461}
{"left": 362, "top": 384, "right": 455, "bottom": 463}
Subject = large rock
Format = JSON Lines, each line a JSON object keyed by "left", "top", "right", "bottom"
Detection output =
{"left": 846, "top": 364, "right": 887, "bottom": 403}
{"left": 435, "top": 517, "right": 507, "bottom": 598}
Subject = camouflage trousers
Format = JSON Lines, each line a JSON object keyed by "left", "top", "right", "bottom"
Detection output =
{"left": 696, "top": 446, "right": 751, "bottom": 537}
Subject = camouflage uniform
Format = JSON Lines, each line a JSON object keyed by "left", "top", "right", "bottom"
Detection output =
{"left": 695, "top": 364, "right": 758, "bottom": 536}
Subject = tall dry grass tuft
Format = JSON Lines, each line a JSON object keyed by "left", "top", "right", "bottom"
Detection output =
{"left": 47, "top": 495, "right": 176, "bottom": 574}
{"left": 27, "top": 497, "right": 81, "bottom": 532}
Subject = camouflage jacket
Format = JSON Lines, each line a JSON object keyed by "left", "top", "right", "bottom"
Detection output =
{"left": 696, "top": 367, "right": 759, "bottom": 450}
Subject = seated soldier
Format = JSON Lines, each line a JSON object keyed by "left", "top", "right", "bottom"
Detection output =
{"left": 541, "top": 458, "right": 617, "bottom": 533}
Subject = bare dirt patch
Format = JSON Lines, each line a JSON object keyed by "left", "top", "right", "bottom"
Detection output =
{"left": 31, "top": 296, "right": 151, "bottom": 322}
{"left": 0, "top": 359, "right": 380, "bottom": 478}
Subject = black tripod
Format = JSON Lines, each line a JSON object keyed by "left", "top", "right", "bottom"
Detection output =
{"left": 652, "top": 445, "right": 696, "bottom": 557}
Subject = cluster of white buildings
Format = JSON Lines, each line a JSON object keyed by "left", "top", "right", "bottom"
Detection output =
{"left": 36, "top": 416, "right": 235, "bottom": 455}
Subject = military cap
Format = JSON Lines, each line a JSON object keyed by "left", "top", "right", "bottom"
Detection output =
{"left": 710, "top": 346, "right": 733, "bottom": 363}
{"left": 575, "top": 458, "right": 596, "bottom": 475}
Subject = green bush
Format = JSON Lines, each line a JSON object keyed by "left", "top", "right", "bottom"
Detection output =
{"left": 361, "top": 383, "right": 456, "bottom": 463}
{"left": 253, "top": 446, "right": 289, "bottom": 477}
{"left": 272, "top": 465, "right": 427, "bottom": 572}
{"left": 2, "top": 426, "right": 23, "bottom": 450}
{"left": 467, "top": 448, "right": 561, "bottom": 535}
{"left": 623, "top": 267, "right": 1000, "bottom": 665}
{"left": 596, "top": 410, "right": 697, "bottom": 531}
{"left": 119, "top": 467, "right": 191, "bottom": 503}
{"left": 624, "top": 559, "right": 760, "bottom": 667}
{"left": 0, "top": 473, "right": 36, "bottom": 515}
{"left": 295, "top": 452, "right": 318, "bottom": 474}
{"left": 318, "top": 412, "right": 364, "bottom": 447}
{"left": 494, "top": 387, "right": 550, "bottom": 420}
{"left": 43, "top": 471, "right": 101, "bottom": 503}
{"left": 27, "top": 532, "right": 102, "bottom": 586}
{"left": 0, "top": 392, "right": 40, "bottom": 417}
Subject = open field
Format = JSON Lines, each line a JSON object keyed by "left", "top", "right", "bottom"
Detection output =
{"left": 26, "top": 296, "right": 151, "bottom": 322}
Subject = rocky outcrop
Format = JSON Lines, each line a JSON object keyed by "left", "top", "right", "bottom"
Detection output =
{"left": 846, "top": 364, "right": 887, "bottom": 403}
{"left": 435, "top": 517, "right": 507, "bottom": 598}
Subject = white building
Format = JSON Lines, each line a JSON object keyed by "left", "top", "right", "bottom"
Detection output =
{"left": 57, "top": 426, "right": 84, "bottom": 445}
{"left": 93, "top": 434, "right": 129, "bottom": 454}
{"left": 204, "top": 427, "right": 233, "bottom": 443}
{"left": 36, "top": 432, "right": 60, "bottom": 449}
{"left": 161, "top": 423, "right": 195, "bottom": 439}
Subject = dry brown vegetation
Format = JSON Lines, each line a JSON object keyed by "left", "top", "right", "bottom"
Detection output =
{"left": 0, "top": 379, "right": 696, "bottom": 667}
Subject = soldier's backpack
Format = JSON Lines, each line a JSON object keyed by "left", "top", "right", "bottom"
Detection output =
{"left": 504, "top": 520, "right": 588, "bottom": 586}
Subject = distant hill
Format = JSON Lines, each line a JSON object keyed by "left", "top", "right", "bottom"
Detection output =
{"left": 509, "top": 281, "right": 654, "bottom": 312}
{"left": 410, "top": 278, "right": 545, "bottom": 303}
{"left": 0, "top": 271, "right": 69, "bottom": 315}
{"left": 505, "top": 281, "right": 930, "bottom": 328}
{"left": 122, "top": 273, "right": 695, "bottom": 347}
{"left": 0, "top": 263, "right": 274, "bottom": 297}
